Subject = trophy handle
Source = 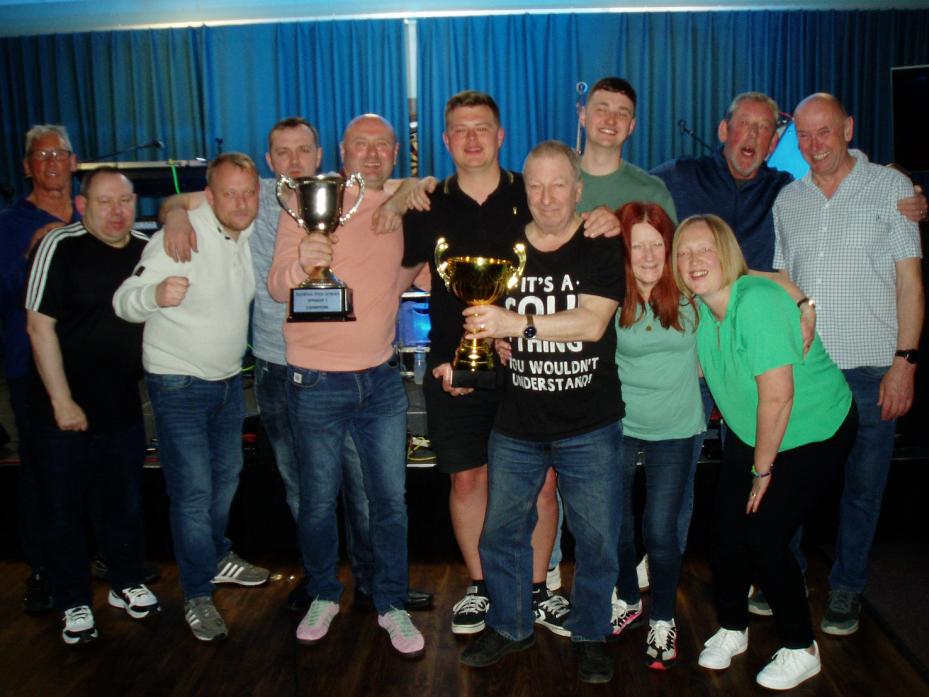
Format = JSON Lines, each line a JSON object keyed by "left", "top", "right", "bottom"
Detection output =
{"left": 507, "top": 242, "right": 527, "bottom": 290}
{"left": 276, "top": 175, "right": 305, "bottom": 228}
{"left": 339, "top": 172, "right": 366, "bottom": 225}
{"left": 434, "top": 237, "right": 452, "bottom": 290}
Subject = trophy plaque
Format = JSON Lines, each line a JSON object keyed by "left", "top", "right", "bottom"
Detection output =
{"left": 434, "top": 237, "right": 527, "bottom": 389}
{"left": 277, "top": 172, "right": 365, "bottom": 321}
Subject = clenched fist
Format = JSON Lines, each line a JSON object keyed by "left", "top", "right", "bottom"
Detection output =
{"left": 156, "top": 276, "right": 190, "bottom": 307}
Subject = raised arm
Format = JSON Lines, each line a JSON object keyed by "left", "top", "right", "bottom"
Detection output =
{"left": 26, "top": 310, "right": 87, "bottom": 431}
{"left": 159, "top": 191, "right": 206, "bottom": 261}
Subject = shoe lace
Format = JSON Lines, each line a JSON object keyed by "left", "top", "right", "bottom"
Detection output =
{"left": 829, "top": 590, "right": 855, "bottom": 614}
{"left": 384, "top": 608, "right": 419, "bottom": 638}
{"left": 308, "top": 600, "right": 335, "bottom": 623}
{"left": 538, "top": 593, "right": 571, "bottom": 618}
{"left": 66, "top": 605, "right": 92, "bottom": 622}
{"left": 707, "top": 628, "right": 744, "bottom": 650}
{"left": 648, "top": 621, "right": 676, "bottom": 649}
{"left": 453, "top": 592, "right": 489, "bottom": 614}
{"left": 190, "top": 598, "right": 220, "bottom": 622}
{"left": 122, "top": 585, "right": 151, "bottom": 603}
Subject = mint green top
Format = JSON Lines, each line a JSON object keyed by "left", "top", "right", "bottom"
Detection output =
{"left": 696, "top": 275, "right": 852, "bottom": 449}
{"left": 616, "top": 301, "right": 705, "bottom": 440}
{"left": 579, "top": 161, "right": 678, "bottom": 222}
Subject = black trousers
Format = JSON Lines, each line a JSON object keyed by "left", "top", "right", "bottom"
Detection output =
{"left": 711, "top": 403, "right": 857, "bottom": 648}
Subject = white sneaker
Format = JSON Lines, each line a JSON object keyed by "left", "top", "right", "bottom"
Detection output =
{"left": 546, "top": 564, "right": 562, "bottom": 592}
{"left": 698, "top": 627, "right": 749, "bottom": 669}
{"left": 636, "top": 555, "right": 650, "bottom": 592}
{"left": 756, "top": 642, "right": 821, "bottom": 690}
{"left": 108, "top": 584, "right": 161, "bottom": 619}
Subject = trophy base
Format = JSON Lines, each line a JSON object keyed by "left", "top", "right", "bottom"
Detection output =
{"left": 450, "top": 368, "right": 500, "bottom": 390}
{"left": 289, "top": 286, "right": 356, "bottom": 323}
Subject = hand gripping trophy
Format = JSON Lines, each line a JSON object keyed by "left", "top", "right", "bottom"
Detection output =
{"left": 434, "top": 237, "right": 526, "bottom": 389}
{"left": 277, "top": 172, "right": 365, "bottom": 321}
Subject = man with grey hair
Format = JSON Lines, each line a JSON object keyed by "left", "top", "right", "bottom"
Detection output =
{"left": 114, "top": 152, "right": 269, "bottom": 642}
{"left": 773, "top": 92, "right": 923, "bottom": 647}
{"left": 653, "top": 91, "right": 926, "bottom": 271}
{"left": 0, "top": 124, "right": 80, "bottom": 615}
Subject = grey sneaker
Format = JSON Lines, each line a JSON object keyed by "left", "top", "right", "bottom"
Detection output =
{"left": 184, "top": 597, "right": 228, "bottom": 642}
{"left": 213, "top": 552, "right": 269, "bottom": 586}
{"left": 821, "top": 589, "right": 861, "bottom": 636}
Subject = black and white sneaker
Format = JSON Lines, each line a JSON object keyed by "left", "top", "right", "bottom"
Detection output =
{"left": 62, "top": 605, "right": 98, "bottom": 645}
{"left": 610, "top": 588, "right": 644, "bottom": 638}
{"left": 645, "top": 619, "right": 678, "bottom": 670}
{"left": 451, "top": 584, "right": 489, "bottom": 635}
{"left": 108, "top": 584, "right": 161, "bottom": 619}
{"left": 533, "top": 589, "right": 572, "bottom": 637}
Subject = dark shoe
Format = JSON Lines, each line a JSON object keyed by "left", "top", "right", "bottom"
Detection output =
{"left": 460, "top": 628, "right": 535, "bottom": 667}
{"left": 574, "top": 641, "right": 614, "bottom": 683}
{"left": 451, "top": 585, "right": 490, "bottom": 634}
{"left": 533, "top": 588, "right": 572, "bottom": 637}
{"left": 24, "top": 571, "right": 54, "bottom": 615}
{"left": 92, "top": 557, "right": 160, "bottom": 585}
{"left": 354, "top": 587, "right": 435, "bottom": 612}
{"left": 288, "top": 577, "right": 312, "bottom": 612}
{"left": 821, "top": 589, "right": 861, "bottom": 636}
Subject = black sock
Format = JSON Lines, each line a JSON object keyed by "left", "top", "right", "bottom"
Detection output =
{"left": 532, "top": 582, "right": 546, "bottom": 596}
{"left": 472, "top": 579, "right": 487, "bottom": 595}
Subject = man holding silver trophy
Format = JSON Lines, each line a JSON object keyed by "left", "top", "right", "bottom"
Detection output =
{"left": 159, "top": 117, "right": 434, "bottom": 616}
{"left": 267, "top": 114, "right": 427, "bottom": 657}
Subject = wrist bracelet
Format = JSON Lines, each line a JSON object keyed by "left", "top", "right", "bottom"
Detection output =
{"left": 751, "top": 464, "right": 773, "bottom": 478}
{"left": 797, "top": 297, "right": 814, "bottom": 309}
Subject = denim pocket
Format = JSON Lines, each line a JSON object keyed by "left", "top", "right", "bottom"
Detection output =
{"left": 146, "top": 373, "right": 194, "bottom": 393}
{"left": 288, "top": 366, "right": 324, "bottom": 389}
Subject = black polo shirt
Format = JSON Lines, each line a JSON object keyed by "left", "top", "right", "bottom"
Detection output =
{"left": 402, "top": 170, "right": 531, "bottom": 368}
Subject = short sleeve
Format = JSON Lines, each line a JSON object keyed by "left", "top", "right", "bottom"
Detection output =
{"left": 736, "top": 281, "right": 803, "bottom": 377}
{"left": 583, "top": 235, "right": 625, "bottom": 303}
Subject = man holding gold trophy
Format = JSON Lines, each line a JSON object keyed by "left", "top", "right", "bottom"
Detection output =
{"left": 403, "top": 92, "right": 620, "bottom": 639}
{"left": 268, "top": 114, "right": 426, "bottom": 657}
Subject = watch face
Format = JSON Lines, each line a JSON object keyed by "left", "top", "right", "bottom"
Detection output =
{"left": 523, "top": 325, "right": 537, "bottom": 340}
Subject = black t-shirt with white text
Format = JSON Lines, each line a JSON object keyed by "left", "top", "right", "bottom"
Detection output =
{"left": 494, "top": 226, "right": 625, "bottom": 441}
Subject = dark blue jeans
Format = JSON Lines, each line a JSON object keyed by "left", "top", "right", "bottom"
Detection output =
{"left": 618, "top": 434, "right": 699, "bottom": 621}
{"left": 254, "top": 358, "right": 372, "bottom": 586}
{"left": 8, "top": 375, "right": 44, "bottom": 573}
{"left": 36, "top": 418, "right": 147, "bottom": 609}
{"left": 146, "top": 372, "right": 245, "bottom": 599}
{"left": 288, "top": 360, "right": 409, "bottom": 613}
{"left": 482, "top": 422, "right": 622, "bottom": 642}
{"left": 831, "top": 367, "right": 897, "bottom": 594}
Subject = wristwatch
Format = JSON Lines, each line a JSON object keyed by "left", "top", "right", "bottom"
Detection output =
{"left": 895, "top": 349, "right": 919, "bottom": 365}
{"left": 522, "top": 313, "right": 537, "bottom": 340}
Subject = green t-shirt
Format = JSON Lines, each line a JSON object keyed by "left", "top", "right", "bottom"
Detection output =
{"left": 616, "top": 301, "right": 705, "bottom": 440}
{"left": 696, "top": 275, "right": 852, "bottom": 450}
{"left": 579, "top": 161, "right": 678, "bottom": 222}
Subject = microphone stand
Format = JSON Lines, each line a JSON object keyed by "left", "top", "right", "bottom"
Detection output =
{"left": 677, "top": 120, "right": 714, "bottom": 153}
{"left": 91, "top": 140, "right": 164, "bottom": 161}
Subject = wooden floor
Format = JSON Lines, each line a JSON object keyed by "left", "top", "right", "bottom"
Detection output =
{"left": 1, "top": 552, "right": 927, "bottom": 697}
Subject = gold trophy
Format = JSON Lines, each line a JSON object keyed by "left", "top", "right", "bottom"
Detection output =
{"left": 277, "top": 172, "right": 365, "bottom": 321}
{"left": 434, "top": 237, "right": 527, "bottom": 388}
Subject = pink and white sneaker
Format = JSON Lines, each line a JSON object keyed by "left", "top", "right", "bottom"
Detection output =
{"left": 378, "top": 607, "right": 425, "bottom": 658}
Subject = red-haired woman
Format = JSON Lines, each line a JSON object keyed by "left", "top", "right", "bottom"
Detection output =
{"left": 610, "top": 202, "right": 704, "bottom": 670}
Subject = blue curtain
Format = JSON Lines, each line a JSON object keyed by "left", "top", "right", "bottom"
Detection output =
{"left": 416, "top": 10, "right": 929, "bottom": 179}
{"left": 0, "top": 20, "right": 409, "bottom": 201}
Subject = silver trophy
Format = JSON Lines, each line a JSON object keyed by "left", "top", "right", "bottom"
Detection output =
{"left": 276, "top": 172, "right": 365, "bottom": 321}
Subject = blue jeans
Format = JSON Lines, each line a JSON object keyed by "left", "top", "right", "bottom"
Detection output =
{"left": 830, "top": 367, "right": 896, "bottom": 594}
{"left": 147, "top": 372, "right": 245, "bottom": 599}
{"left": 36, "top": 419, "right": 147, "bottom": 609}
{"left": 254, "top": 358, "right": 372, "bottom": 584}
{"left": 288, "top": 359, "right": 409, "bottom": 613}
{"left": 617, "top": 434, "right": 699, "bottom": 621}
{"left": 254, "top": 358, "right": 300, "bottom": 519}
{"left": 482, "top": 422, "right": 622, "bottom": 642}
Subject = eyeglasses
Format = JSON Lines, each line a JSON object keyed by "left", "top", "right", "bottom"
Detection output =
{"left": 29, "top": 149, "right": 72, "bottom": 161}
